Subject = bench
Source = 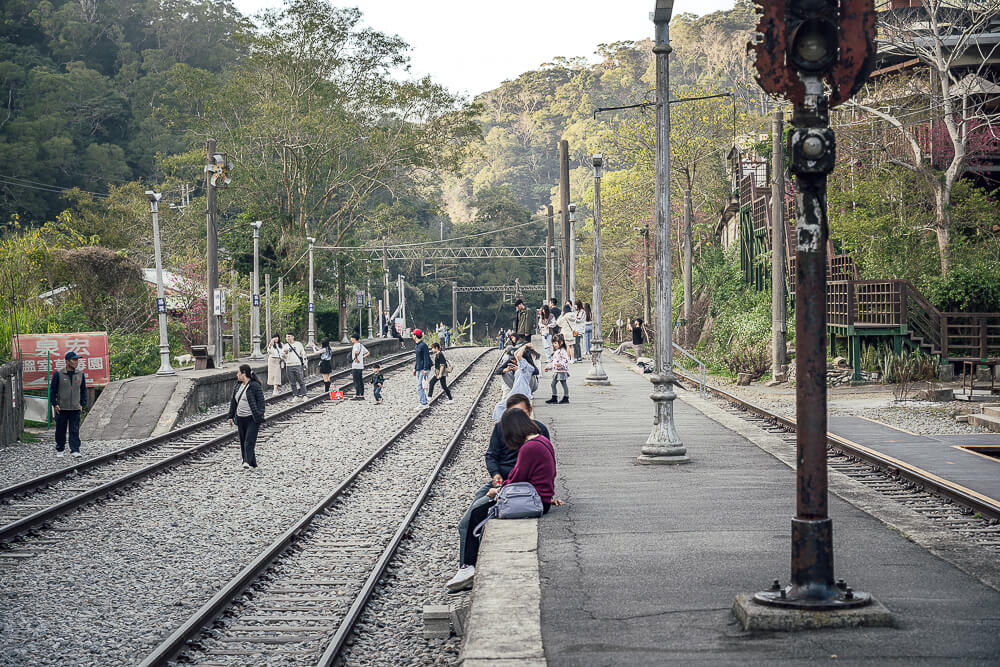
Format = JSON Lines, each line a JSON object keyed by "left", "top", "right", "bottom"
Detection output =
{"left": 959, "top": 358, "right": 999, "bottom": 397}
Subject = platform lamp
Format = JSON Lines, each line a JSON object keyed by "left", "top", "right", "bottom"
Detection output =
{"left": 307, "top": 236, "right": 316, "bottom": 349}
{"left": 249, "top": 220, "right": 264, "bottom": 360}
{"left": 146, "top": 190, "right": 175, "bottom": 376}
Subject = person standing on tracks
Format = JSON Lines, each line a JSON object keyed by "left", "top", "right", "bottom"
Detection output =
{"left": 350, "top": 333, "right": 369, "bottom": 400}
{"left": 427, "top": 342, "right": 454, "bottom": 403}
{"left": 49, "top": 351, "right": 87, "bottom": 458}
{"left": 228, "top": 364, "right": 265, "bottom": 469}
{"left": 281, "top": 332, "right": 308, "bottom": 399}
{"left": 412, "top": 328, "right": 431, "bottom": 409}
{"left": 513, "top": 299, "right": 535, "bottom": 344}
{"left": 265, "top": 334, "right": 283, "bottom": 397}
{"left": 319, "top": 337, "right": 334, "bottom": 393}
{"left": 371, "top": 362, "right": 385, "bottom": 405}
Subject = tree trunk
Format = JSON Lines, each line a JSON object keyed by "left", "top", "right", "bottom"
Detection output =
{"left": 934, "top": 185, "right": 951, "bottom": 275}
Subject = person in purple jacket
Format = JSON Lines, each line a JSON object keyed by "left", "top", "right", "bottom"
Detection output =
{"left": 446, "top": 408, "right": 563, "bottom": 592}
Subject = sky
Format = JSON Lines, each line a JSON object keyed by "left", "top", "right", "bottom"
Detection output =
{"left": 232, "top": 0, "right": 737, "bottom": 97}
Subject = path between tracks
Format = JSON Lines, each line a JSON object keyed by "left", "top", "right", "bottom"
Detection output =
{"left": 526, "top": 355, "right": 1000, "bottom": 665}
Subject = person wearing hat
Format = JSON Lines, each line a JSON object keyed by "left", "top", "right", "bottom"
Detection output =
{"left": 412, "top": 329, "right": 432, "bottom": 409}
{"left": 49, "top": 351, "right": 87, "bottom": 458}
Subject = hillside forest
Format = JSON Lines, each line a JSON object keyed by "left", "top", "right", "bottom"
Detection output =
{"left": 1, "top": 0, "right": 998, "bottom": 379}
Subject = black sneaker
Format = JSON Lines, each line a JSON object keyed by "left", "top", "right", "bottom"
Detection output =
{"left": 559, "top": 396, "right": 570, "bottom": 404}
{"left": 545, "top": 396, "right": 558, "bottom": 404}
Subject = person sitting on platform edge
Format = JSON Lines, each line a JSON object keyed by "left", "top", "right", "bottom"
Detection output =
{"left": 446, "top": 408, "right": 563, "bottom": 592}
{"left": 49, "top": 351, "right": 87, "bottom": 458}
{"left": 228, "top": 363, "right": 265, "bottom": 469}
{"left": 475, "top": 393, "right": 550, "bottom": 500}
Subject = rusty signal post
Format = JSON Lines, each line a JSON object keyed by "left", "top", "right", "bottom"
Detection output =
{"left": 749, "top": 0, "right": 876, "bottom": 610}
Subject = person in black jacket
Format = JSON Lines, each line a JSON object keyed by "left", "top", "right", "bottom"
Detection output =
{"left": 228, "top": 363, "right": 266, "bottom": 469}
{"left": 473, "top": 393, "right": 549, "bottom": 500}
{"left": 428, "top": 342, "right": 453, "bottom": 402}
{"left": 412, "top": 329, "right": 432, "bottom": 409}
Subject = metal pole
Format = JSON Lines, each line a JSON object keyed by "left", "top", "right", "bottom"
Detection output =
{"left": 205, "top": 139, "right": 219, "bottom": 366}
{"left": 250, "top": 221, "right": 263, "bottom": 359}
{"left": 569, "top": 203, "right": 577, "bottom": 303}
{"left": 231, "top": 269, "right": 240, "bottom": 359}
{"left": 383, "top": 245, "right": 390, "bottom": 335}
{"left": 559, "top": 140, "right": 570, "bottom": 304}
{"left": 470, "top": 305, "right": 474, "bottom": 344}
{"left": 683, "top": 187, "right": 693, "bottom": 342}
{"left": 586, "top": 156, "right": 610, "bottom": 385}
{"left": 544, "top": 207, "right": 553, "bottom": 302}
{"left": 399, "top": 274, "right": 406, "bottom": 333}
{"left": 772, "top": 109, "right": 788, "bottom": 375}
{"left": 146, "top": 191, "right": 175, "bottom": 376}
{"left": 639, "top": 1, "right": 687, "bottom": 465}
{"left": 278, "top": 276, "right": 284, "bottom": 334}
{"left": 367, "top": 279, "right": 373, "bottom": 339}
{"left": 547, "top": 205, "right": 556, "bottom": 302}
{"left": 307, "top": 237, "right": 316, "bottom": 348}
{"left": 265, "top": 273, "right": 272, "bottom": 345}
{"left": 452, "top": 281, "right": 458, "bottom": 337}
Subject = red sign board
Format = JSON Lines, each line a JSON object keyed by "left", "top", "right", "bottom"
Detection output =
{"left": 329, "top": 390, "right": 344, "bottom": 400}
{"left": 13, "top": 332, "right": 111, "bottom": 389}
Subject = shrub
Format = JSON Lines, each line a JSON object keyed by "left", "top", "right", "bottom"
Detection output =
{"left": 919, "top": 264, "right": 1000, "bottom": 313}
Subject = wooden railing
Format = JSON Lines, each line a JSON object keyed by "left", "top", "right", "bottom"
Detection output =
{"left": 827, "top": 280, "right": 1000, "bottom": 360}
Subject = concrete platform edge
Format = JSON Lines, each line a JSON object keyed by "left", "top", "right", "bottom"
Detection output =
{"left": 458, "top": 519, "right": 547, "bottom": 666}
{"left": 623, "top": 357, "right": 1000, "bottom": 594}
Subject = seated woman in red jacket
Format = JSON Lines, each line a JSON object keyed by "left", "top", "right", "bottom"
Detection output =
{"left": 446, "top": 408, "right": 563, "bottom": 592}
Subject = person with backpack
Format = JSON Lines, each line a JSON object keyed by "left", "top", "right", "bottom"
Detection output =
{"left": 228, "top": 363, "right": 265, "bottom": 469}
{"left": 428, "top": 342, "right": 454, "bottom": 403}
{"left": 446, "top": 408, "right": 562, "bottom": 592}
{"left": 371, "top": 362, "right": 386, "bottom": 405}
{"left": 281, "top": 332, "right": 308, "bottom": 399}
{"left": 477, "top": 393, "right": 550, "bottom": 500}
{"left": 350, "top": 333, "right": 369, "bottom": 400}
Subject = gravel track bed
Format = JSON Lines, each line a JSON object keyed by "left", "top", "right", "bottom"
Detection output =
{"left": 0, "top": 348, "right": 487, "bottom": 667}
{"left": 699, "top": 377, "right": 990, "bottom": 435}
{"left": 0, "top": 436, "right": 142, "bottom": 491}
{"left": 182, "top": 359, "right": 501, "bottom": 666}
{"left": 339, "top": 378, "right": 505, "bottom": 667}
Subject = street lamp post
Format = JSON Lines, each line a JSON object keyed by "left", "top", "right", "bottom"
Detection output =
{"left": 586, "top": 155, "right": 610, "bottom": 386}
{"left": 307, "top": 236, "right": 316, "bottom": 349}
{"left": 146, "top": 190, "right": 175, "bottom": 376}
{"left": 639, "top": 0, "right": 688, "bottom": 465}
{"left": 249, "top": 221, "right": 264, "bottom": 359}
{"left": 568, "top": 203, "right": 577, "bottom": 303}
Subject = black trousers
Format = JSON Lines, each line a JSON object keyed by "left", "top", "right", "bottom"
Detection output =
{"left": 428, "top": 374, "right": 452, "bottom": 399}
{"left": 55, "top": 410, "right": 81, "bottom": 452}
{"left": 352, "top": 369, "right": 364, "bottom": 397}
{"left": 236, "top": 416, "right": 259, "bottom": 467}
{"left": 463, "top": 498, "right": 496, "bottom": 567}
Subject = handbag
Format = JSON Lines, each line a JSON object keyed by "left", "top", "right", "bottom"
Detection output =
{"left": 472, "top": 482, "right": 544, "bottom": 537}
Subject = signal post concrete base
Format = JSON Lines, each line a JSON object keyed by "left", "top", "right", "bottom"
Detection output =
{"left": 733, "top": 594, "right": 893, "bottom": 632}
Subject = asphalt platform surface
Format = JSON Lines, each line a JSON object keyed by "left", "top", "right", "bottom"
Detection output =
{"left": 531, "top": 354, "right": 1000, "bottom": 666}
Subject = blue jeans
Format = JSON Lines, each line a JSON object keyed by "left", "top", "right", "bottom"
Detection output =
{"left": 374, "top": 384, "right": 382, "bottom": 402}
{"left": 416, "top": 370, "right": 429, "bottom": 405}
{"left": 584, "top": 323, "right": 593, "bottom": 355}
{"left": 543, "top": 333, "right": 552, "bottom": 361}
{"left": 445, "top": 333, "right": 451, "bottom": 347}
{"left": 55, "top": 410, "right": 81, "bottom": 453}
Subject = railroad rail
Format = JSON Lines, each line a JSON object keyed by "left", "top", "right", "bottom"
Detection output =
{"left": 0, "top": 348, "right": 427, "bottom": 545}
{"left": 138, "top": 347, "right": 498, "bottom": 666}
{"left": 673, "top": 368, "right": 1000, "bottom": 523}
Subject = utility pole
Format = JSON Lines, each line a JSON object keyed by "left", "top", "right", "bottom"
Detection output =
{"left": 145, "top": 190, "right": 174, "bottom": 376}
{"left": 543, "top": 206, "right": 553, "bottom": 302}
{"left": 559, "top": 139, "right": 570, "bottom": 304}
{"left": 683, "top": 187, "right": 693, "bottom": 345}
{"left": 747, "top": 0, "right": 877, "bottom": 613}
{"left": 772, "top": 109, "right": 788, "bottom": 376}
{"left": 265, "top": 273, "right": 272, "bottom": 346}
{"left": 569, "top": 203, "right": 577, "bottom": 303}
{"left": 452, "top": 281, "right": 458, "bottom": 336}
{"left": 367, "top": 279, "right": 373, "bottom": 339}
{"left": 586, "top": 155, "right": 610, "bottom": 385}
{"left": 398, "top": 274, "right": 406, "bottom": 333}
{"left": 338, "top": 259, "right": 347, "bottom": 343}
{"left": 382, "top": 246, "right": 390, "bottom": 336}
{"left": 205, "top": 139, "right": 219, "bottom": 367}
{"left": 307, "top": 237, "right": 316, "bottom": 349}
{"left": 639, "top": 1, "right": 688, "bottom": 465}
{"left": 250, "top": 220, "right": 263, "bottom": 359}
{"left": 278, "top": 276, "right": 284, "bottom": 334}
{"left": 231, "top": 269, "right": 240, "bottom": 359}
{"left": 642, "top": 224, "right": 652, "bottom": 325}
{"left": 547, "top": 205, "right": 556, "bottom": 303}
{"left": 469, "top": 305, "right": 474, "bottom": 344}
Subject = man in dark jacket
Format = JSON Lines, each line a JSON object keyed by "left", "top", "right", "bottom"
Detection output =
{"left": 512, "top": 299, "right": 536, "bottom": 343}
{"left": 49, "top": 351, "right": 87, "bottom": 458}
{"left": 412, "top": 329, "right": 432, "bottom": 409}
{"left": 474, "top": 393, "right": 549, "bottom": 499}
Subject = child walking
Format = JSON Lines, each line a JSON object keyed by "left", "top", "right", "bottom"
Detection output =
{"left": 372, "top": 363, "right": 385, "bottom": 405}
{"left": 545, "top": 335, "right": 570, "bottom": 404}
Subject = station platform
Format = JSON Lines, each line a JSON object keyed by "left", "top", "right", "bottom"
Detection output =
{"left": 502, "top": 355, "right": 1000, "bottom": 665}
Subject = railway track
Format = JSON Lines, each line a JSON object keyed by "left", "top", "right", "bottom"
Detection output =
{"left": 0, "top": 348, "right": 422, "bottom": 546}
{"left": 673, "top": 369, "right": 1000, "bottom": 549}
{"left": 137, "top": 347, "right": 497, "bottom": 666}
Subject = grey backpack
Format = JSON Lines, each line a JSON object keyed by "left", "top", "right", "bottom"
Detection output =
{"left": 472, "top": 482, "right": 543, "bottom": 537}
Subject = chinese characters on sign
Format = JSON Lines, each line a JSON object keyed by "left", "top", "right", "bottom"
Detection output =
{"left": 13, "top": 332, "right": 111, "bottom": 388}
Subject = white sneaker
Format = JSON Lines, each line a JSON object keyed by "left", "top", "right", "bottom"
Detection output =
{"left": 447, "top": 399, "right": 454, "bottom": 404}
{"left": 243, "top": 462, "right": 250, "bottom": 469}
{"left": 446, "top": 565, "right": 475, "bottom": 592}
{"left": 271, "top": 390, "right": 278, "bottom": 398}
{"left": 56, "top": 451, "right": 65, "bottom": 458}
{"left": 72, "top": 452, "right": 82, "bottom": 459}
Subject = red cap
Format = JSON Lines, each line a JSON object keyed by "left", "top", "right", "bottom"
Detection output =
{"left": 413, "top": 328, "right": 423, "bottom": 337}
